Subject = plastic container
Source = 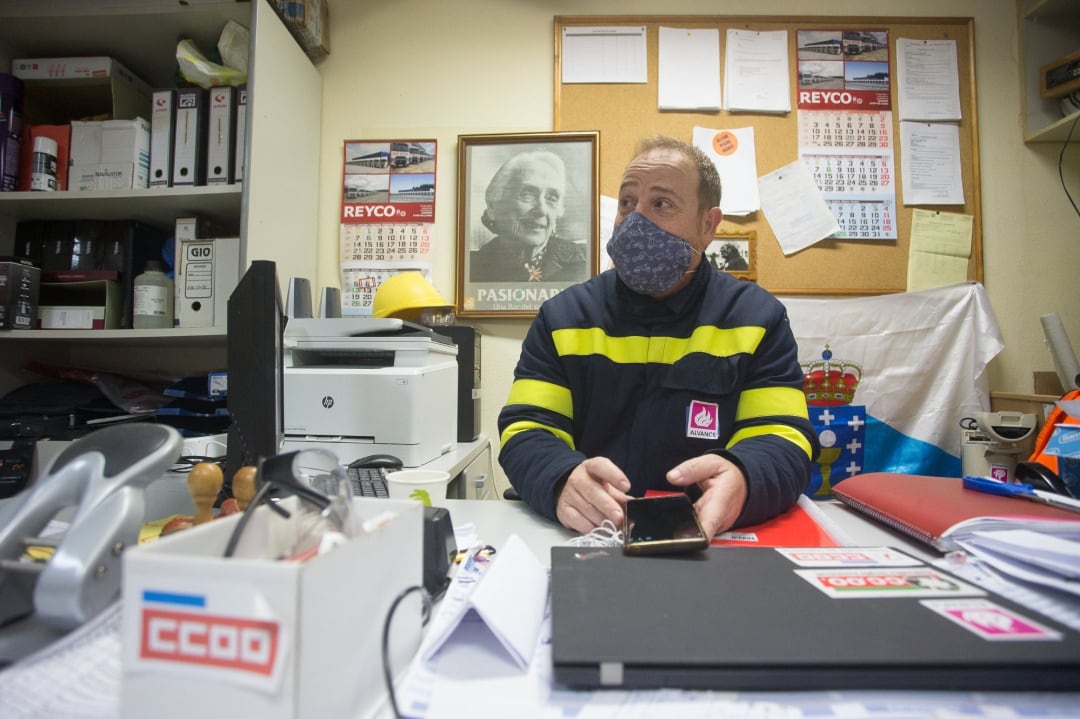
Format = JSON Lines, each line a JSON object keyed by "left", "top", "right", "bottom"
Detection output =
{"left": 133, "top": 260, "right": 174, "bottom": 329}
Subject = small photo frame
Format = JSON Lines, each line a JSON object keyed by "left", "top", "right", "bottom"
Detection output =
{"left": 705, "top": 230, "right": 756, "bottom": 281}
{"left": 456, "top": 131, "right": 599, "bottom": 318}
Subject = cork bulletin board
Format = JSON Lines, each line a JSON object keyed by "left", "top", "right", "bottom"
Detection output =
{"left": 554, "top": 16, "right": 981, "bottom": 295}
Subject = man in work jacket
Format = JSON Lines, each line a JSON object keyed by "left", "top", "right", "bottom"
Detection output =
{"left": 498, "top": 136, "right": 819, "bottom": 538}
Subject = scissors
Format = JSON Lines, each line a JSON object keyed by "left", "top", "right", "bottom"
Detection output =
{"left": 962, "top": 476, "right": 1080, "bottom": 515}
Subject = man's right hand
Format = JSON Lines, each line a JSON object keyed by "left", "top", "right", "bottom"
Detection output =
{"left": 555, "top": 457, "right": 632, "bottom": 534}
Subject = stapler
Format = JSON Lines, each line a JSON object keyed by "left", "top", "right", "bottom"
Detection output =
{"left": 0, "top": 423, "right": 182, "bottom": 662}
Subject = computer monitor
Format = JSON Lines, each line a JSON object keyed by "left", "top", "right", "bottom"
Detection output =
{"left": 225, "top": 260, "right": 285, "bottom": 490}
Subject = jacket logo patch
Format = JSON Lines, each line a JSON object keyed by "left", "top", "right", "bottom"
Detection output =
{"left": 687, "top": 400, "right": 719, "bottom": 439}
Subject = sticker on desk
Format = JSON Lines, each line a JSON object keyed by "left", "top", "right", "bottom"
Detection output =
{"left": 795, "top": 567, "right": 985, "bottom": 598}
{"left": 920, "top": 599, "right": 1063, "bottom": 641}
{"left": 777, "top": 547, "right": 922, "bottom": 568}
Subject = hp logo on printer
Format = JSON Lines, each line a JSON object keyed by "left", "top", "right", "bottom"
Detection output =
{"left": 322, "top": 396, "right": 334, "bottom": 408}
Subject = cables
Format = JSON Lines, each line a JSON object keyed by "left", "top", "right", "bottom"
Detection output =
{"left": 1058, "top": 113, "right": 1080, "bottom": 217}
{"left": 381, "top": 584, "right": 431, "bottom": 719}
{"left": 221, "top": 480, "right": 283, "bottom": 558}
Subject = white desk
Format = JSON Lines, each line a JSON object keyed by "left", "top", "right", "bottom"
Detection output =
{"left": 385, "top": 497, "right": 1079, "bottom": 719}
{"left": 423, "top": 436, "right": 495, "bottom": 501}
{"left": 1, "top": 496, "right": 1076, "bottom": 719}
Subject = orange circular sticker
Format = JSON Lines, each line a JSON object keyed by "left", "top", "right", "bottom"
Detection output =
{"left": 712, "top": 131, "right": 738, "bottom": 157}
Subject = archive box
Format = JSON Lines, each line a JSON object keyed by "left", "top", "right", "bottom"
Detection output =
{"left": 121, "top": 496, "right": 424, "bottom": 719}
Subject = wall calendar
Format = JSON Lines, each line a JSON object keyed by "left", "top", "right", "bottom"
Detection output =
{"left": 340, "top": 223, "right": 433, "bottom": 263}
{"left": 798, "top": 110, "right": 897, "bottom": 240}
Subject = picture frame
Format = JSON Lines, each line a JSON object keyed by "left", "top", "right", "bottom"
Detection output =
{"left": 705, "top": 230, "right": 756, "bottom": 281}
{"left": 456, "top": 131, "right": 599, "bottom": 318}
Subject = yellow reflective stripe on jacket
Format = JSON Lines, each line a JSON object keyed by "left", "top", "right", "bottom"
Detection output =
{"left": 736, "top": 387, "right": 810, "bottom": 422}
{"left": 506, "top": 378, "right": 574, "bottom": 419}
{"left": 552, "top": 325, "right": 766, "bottom": 363}
{"left": 729, "top": 424, "right": 813, "bottom": 458}
{"left": 500, "top": 420, "right": 576, "bottom": 451}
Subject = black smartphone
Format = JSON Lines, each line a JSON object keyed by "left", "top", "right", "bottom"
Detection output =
{"left": 623, "top": 494, "right": 710, "bottom": 556}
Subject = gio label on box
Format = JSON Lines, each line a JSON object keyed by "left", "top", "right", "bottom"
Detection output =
{"left": 179, "top": 240, "right": 215, "bottom": 327}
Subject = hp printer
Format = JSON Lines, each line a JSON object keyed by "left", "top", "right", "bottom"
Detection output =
{"left": 282, "top": 318, "right": 458, "bottom": 467}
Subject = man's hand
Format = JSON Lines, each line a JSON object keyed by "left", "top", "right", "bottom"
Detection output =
{"left": 666, "top": 454, "right": 748, "bottom": 538}
{"left": 555, "top": 457, "right": 632, "bottom": 534}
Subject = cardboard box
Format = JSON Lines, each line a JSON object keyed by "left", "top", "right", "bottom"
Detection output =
{"left": 177, "top": 238, "right": 215, "bottom": 328}
{"left": 0, "top": 258, "right": 40, "bottom": 330}
{"left": 12, "top": 57, "right": 152, "bottom": 125}
{"left": 283, "top": 0, "right": 330, "bottom": 60}
{"left": 70, "top": 118, "right": 151, "bottom": 190}
{"left": 120, "top": 497, "right": 423, "bottom": 719}
{"left": 37, "top": 279, "right": 121, "bottom": 329}
{"left": 212, "top": 237, "right": 241, "bottom": 328}
{"left": 69, "top": 164, "right": 138, "bottom": 192}
{"left": 1042, "top": 403, "right": 1080, "bottom": 498}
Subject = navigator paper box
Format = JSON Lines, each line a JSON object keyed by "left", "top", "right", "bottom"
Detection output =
{"left": 1042, "top": 399, "right": 1080, "bottom": 497}
{"left": 121, "top": 497, "right": 423, "bottom": 719}
{"left": 69, "top": 118, "right": 151, "bottom": 190}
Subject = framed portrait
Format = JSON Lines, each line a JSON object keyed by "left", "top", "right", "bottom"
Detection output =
{"left": 705, "top": 230, "right": 756, "bottom": 281}
{"left": 456, "top": 131, "right": 599, "bottom": 318}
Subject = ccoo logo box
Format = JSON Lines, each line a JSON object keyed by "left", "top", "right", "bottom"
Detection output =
{"left": 140, "top": 605, "right": 280, "bottom": 676}
{"left": 121, "top": 496, "right": 425, "bottom": 719}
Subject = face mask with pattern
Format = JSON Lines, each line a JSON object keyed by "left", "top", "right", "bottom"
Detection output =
{"left": 606, "top": 211, "right": 701, "bottom": 294}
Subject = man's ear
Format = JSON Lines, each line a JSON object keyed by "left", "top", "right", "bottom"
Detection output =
{"left": 695, "top": 207, "right": 723, "bottom": 250}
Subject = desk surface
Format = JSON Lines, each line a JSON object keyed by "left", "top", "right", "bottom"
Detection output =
{"left": 443, "top": 495, "right": 939, "bottom": 563}
{"left": 2, "top": 495, "right": 1076, "bottom": 719}
{"left": 385, "top": 497, "right": 1078, "bottom": 719}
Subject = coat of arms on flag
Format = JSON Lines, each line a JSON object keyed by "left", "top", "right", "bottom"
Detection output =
{"left": 802, "top": 346, "right": 865, "bottom": 496}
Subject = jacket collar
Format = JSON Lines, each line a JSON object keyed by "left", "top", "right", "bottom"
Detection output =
{"left": 615, "top": 262, "right": 713, "bottom": 321}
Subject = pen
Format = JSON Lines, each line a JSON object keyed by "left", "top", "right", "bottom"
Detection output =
{"left": 962, "top": 476, "right": 1080, "bottom": 515}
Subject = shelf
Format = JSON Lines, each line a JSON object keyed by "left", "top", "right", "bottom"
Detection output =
{"left": 0, "top": 185, "right": 242, "bottom": 229}
{"left": 0, "top": 0, "right": 317, "bottom": 398}
{"left": 0, "top": 2, "right": 251, "bottom": 89}
{"left": 1019, "top": 0, "right": 1080, "bottom": 143}
{"left": 0, "top": 327, "right": 226, "bottom": 346}
{"left": 1025, "top": 109, "right": 1080, "bottom": 144}
{"left": 1022, "top": 0, "right": 1079, "bottom": 23}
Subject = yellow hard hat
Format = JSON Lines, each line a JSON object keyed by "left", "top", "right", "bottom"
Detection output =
{"left": 372, "top": 272, "right": 451, "bottom": 319}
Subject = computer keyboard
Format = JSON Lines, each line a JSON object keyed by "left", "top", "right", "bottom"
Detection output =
{"left": 346, "top": 466, "right": 390, "bottom": 498}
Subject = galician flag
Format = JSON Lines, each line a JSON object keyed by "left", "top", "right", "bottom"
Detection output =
{"left": 783, "top": 282, "right": 1004, "bottom": 492}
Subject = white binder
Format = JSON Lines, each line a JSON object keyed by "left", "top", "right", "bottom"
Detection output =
{"left": 149, "top": 89, "right": 175, "bottom": 188}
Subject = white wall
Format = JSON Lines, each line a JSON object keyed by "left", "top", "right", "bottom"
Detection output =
{"left": 316, "top": 0, "right": 1080, "bottom": 496}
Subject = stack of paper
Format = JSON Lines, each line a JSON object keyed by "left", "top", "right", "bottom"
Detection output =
{"left": 956, "top": 529, "right": 1080, "bottom": 598}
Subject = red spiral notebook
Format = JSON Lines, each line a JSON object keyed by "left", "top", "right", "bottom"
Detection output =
{"left": 832, "top": 472, "right": 1080, "bottom": 552}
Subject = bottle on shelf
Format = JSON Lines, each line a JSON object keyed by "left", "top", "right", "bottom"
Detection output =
{"left": 30, "top": 136, "right": 58, "bottom": 192}
{"left": 133, "top": 259, "right": 174, "bottom": 329}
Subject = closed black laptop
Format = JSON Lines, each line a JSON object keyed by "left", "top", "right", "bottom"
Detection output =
{"left": 549, "top": 546, "right": 1080, "bottom": 691}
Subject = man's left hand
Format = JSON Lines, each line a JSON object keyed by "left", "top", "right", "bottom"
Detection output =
{"left": 665, "top": 454, "right": 747, "bottom": 538}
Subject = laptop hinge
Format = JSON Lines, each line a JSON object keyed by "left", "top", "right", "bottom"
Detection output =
{"left": 599, "top": 661, "right": 624, "bottom": 686}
